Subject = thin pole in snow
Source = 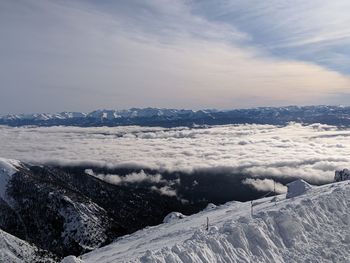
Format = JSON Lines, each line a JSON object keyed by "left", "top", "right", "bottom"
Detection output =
{"left": 274, "top": 181, "right": 277, "bottom": 206}
{"left": 250, "top": 200, "right": 253, "bottom": 217}
{"left": 206, "top": 217, "right": 209, "bottom": 231}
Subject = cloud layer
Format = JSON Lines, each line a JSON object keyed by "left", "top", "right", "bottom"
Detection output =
{"left": 1, "top": 123, "right": 350, "bottom": 185}
{"left": 85, "top": 169, "right": 178, "bottom": 197}
{"left": 243, "top": 178, "right": 287, "bottom": 194}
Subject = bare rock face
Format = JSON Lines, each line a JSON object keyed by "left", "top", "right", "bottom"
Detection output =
{"left": 335, "top": 169, "right": 350, "bottom": 182}
{"left": 286, "top": 179, "right": 312, "bottom": 199}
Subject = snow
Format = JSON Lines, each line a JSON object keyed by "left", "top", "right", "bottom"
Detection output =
{"left": 163, "top": 212, "right": 186, "bottom": 224}
{"left": 0, "top": 158, "right": 21, "bottom": 202}
{"left": 0, "top": 228, "right": 54, "bottom": 263}
{"left": 1, "top": 108, "right": 200, "bottom": 122}
{"left": 58, "top": 195, "right": 108, "bottom": 250}
{"left": 203, "top": 203, "right": 217, "bottom": 211}
{"left": 61, "top": 256, "right": 84, "bottom": 263}
{"left": 0, "top": 229, "right": 35, "bottom": 263}
{"left": 78, "top": 181, "right": 350, "bottom": 263}
{"left": 286, "top": 179, "right": 313, "bottom": 199}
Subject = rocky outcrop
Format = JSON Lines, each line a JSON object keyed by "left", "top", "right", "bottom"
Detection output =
{"left": 335, "top": 169, "right": 350, "bottom": 182}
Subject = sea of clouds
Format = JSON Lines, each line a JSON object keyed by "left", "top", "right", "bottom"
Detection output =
{"left": 1, "top": 123, "right": 350, "bottom": 193}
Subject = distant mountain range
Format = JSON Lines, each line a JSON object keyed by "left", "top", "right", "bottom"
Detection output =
{"left": 2, "top": 105, "right": 350, "bottom": 127}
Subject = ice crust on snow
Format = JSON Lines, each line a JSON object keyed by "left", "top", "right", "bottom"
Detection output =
{"left": 286, "top": 179, "right": 312, "bottom": 199}
{"left": 79, "top": 181, "right": 350, "bottom": 263}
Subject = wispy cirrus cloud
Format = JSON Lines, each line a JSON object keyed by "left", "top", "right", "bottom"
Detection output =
{"left": 195, "top": 0, "right": 350, "bottom": 74}
{"left": 0, "top": 0, "right": 350, "bottom": 114}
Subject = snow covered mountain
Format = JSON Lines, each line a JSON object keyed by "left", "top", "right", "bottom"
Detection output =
{"left": 1, "top": 157, "right": 349, "bottom": 262}
{"left": 74, "top": 180, "right": 350, "bottom": 263}
{"left": 0, "top": 158, "right": 115, "bottom": 257}
{"left": 2, "top": 105, "right": 350, "bottom": 127}
{"left": 0, "top": 108, "right": 211, "bottom": 126}
{"left": 0, "top": 158, "right": 204, "bottom": 259}
{"left": 0, "top": 228, "right": 56, "bottom": 263}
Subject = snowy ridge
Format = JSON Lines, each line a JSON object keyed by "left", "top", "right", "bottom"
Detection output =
{"left": 0, "top": 228, "right": 37, "bottom": 263}
{"left": 0, "top": 158, "right": 21, "bottom": 176}
{"left": 79, "top": 181, "right": 350, "bottom": 263}
{"left": 0, "top": 108, "right": 205, "bottom": 121}
{"left": 0, "top": 228, "right": 55, "bottom": 263}
{"left": 58, "top": 195, "right": 109, "bottom": 251}
{"left": 3, "top": 105, "right": 350, "bottom": 128}
{"left": 1, "top": 112, "right": 87, "bottom": 121}
{"left": 0, "top": 158, "right": 21, "bottom": 202}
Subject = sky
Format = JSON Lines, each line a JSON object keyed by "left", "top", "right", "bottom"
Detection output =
{"left": 1, "top": 0, "right": 350, "bottom": 114}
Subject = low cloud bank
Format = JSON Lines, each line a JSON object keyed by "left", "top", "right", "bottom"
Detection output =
{"left": 85, "top": 169, "right": 164, "bottom": 185}
{"left": 1, "top": 123, "right": 349, "bottom": 186}
{"left": 85, "top": 169, "right": 179, "bottom": 197}
{"left": 243, "top": 178, "right": 287, "bottom": 194}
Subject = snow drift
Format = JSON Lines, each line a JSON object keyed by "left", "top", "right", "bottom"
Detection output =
{"left": 79, "top": 180, "right": 350, "bottom": 263}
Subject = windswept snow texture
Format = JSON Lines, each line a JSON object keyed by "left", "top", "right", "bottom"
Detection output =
{"left": 1, "top": 123, "right": 350, "bottom": 185}
{"left": 81, "top": 181, "right": 350, "bottom": 263}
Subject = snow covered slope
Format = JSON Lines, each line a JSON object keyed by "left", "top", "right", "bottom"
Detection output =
{"left": 0, "top": 157, "right": 204, "bottom": 258}
{"left": 0, "top": 228, "right": 56, "bottom": 263}
{"left": 0, "top": 158, "right": 21, "bottom": 202}
{"left": 80, "top": 181, "right": 350, "bottom": 263}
